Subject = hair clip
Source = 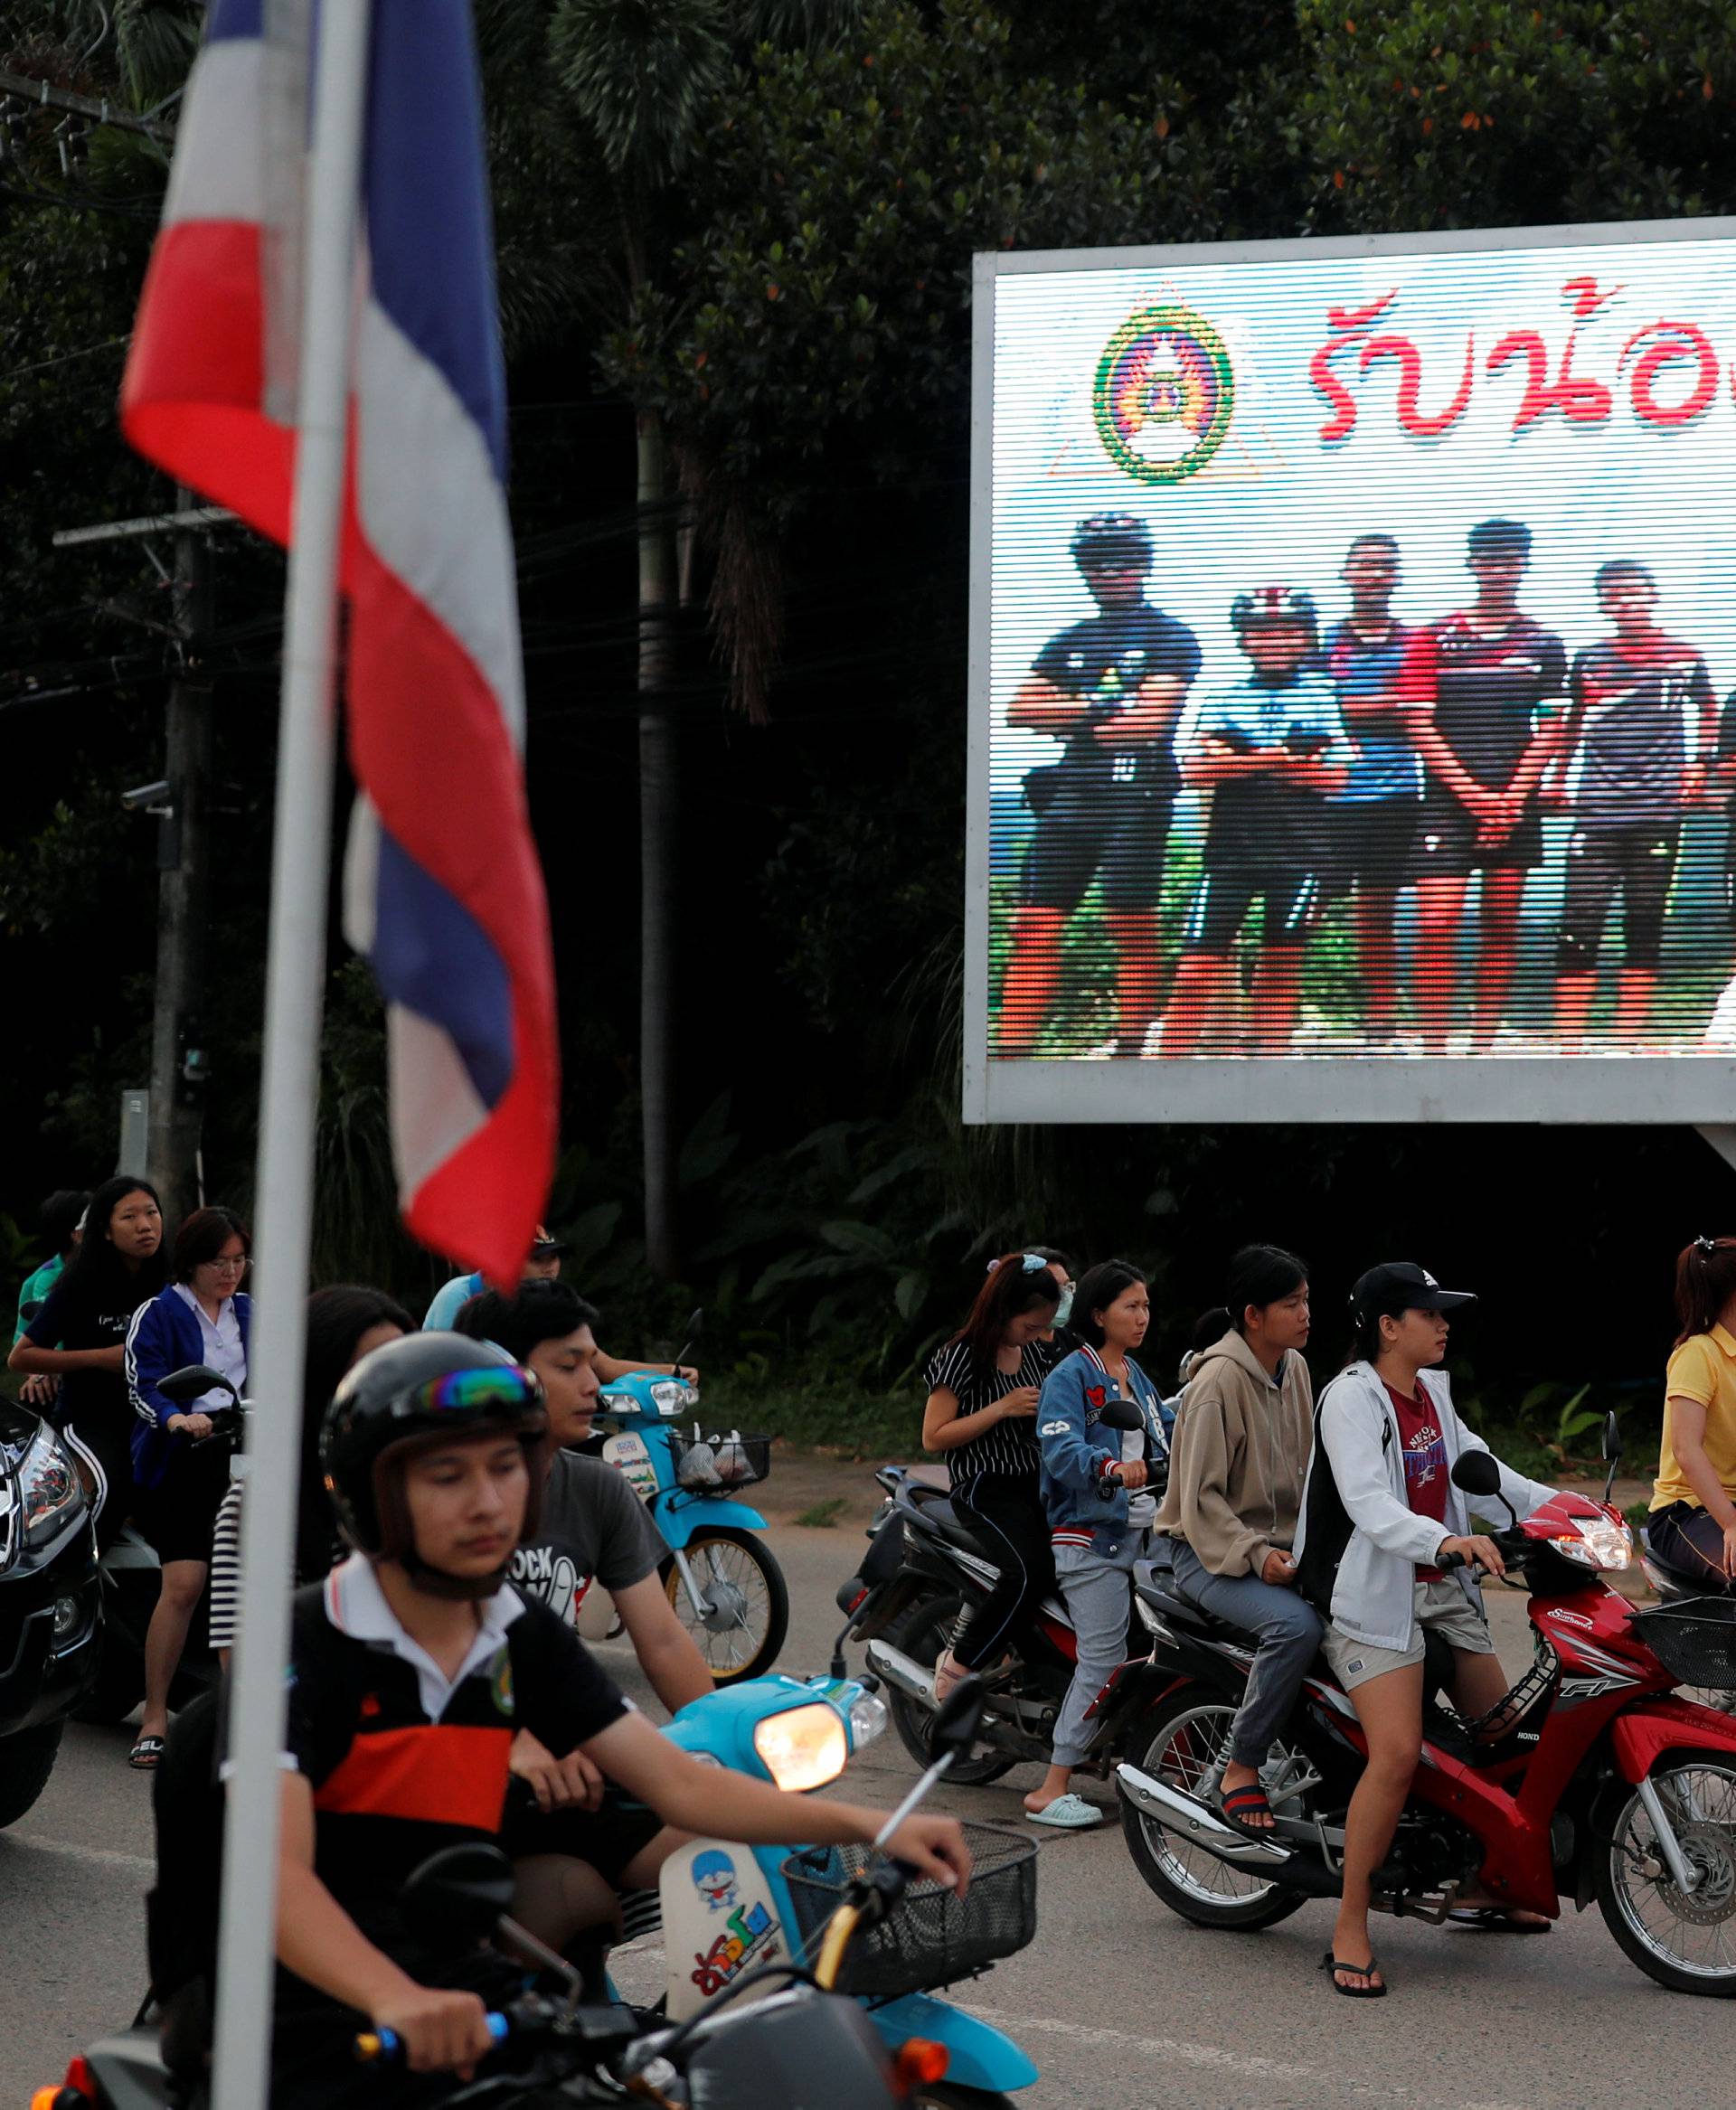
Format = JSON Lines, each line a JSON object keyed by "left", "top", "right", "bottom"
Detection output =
{"left": 1697, "top": 1235, "right": 1718, "bottom": 1254}
{"left": 1021, "top": 1253, "right": 1048, "bottom": 1274}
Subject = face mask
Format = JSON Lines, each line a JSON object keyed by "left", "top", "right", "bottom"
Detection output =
{"left": 1052, "top": 1287, "right": 1074, "bottom": 1328}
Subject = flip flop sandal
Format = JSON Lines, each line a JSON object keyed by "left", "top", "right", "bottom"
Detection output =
{"left": 1023, "top": 1793, "right": 1105, "bottom": 1831}
{"left": 1447, "top": 1908, "right": 1551, "bottom": 1934}
{"left": 128, "top": 1736, "right": 165, "bottom": 1771}
{"left": 1320, "top": 1949, "right": 1387, "bottom": 1998}
{"left": 1218, "top": 1782, "right": 1277, "bottom": 1836}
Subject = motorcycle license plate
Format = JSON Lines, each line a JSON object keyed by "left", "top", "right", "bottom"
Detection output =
{"left": 602, "top": 1431, "right": 660, "bottom": 1505}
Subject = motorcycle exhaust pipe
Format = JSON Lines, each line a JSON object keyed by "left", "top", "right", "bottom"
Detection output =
{"left": 1114, "top": 1762, "right": 1342, "bottom": 1898}
{"left": 865, "top": 1641, "right": 936, "bottom": 1713}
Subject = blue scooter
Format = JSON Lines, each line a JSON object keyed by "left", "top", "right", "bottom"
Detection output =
{"left": 650, "top": 1668, "right": 1040, "bottom": 2105}
{"left": 594, "top": 1311, "right": 788, "bottom": 1683}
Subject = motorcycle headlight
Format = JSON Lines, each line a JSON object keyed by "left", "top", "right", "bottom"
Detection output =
{"left": 847, "top": 1691, "right": 889, "bottom": 1752}
{"left": 649, "top": 1380, "right": 697, "bottom": 1418}
{"left": 752, "top": 1702, "right": 849, "bottom": 1791}
{"left": 17, "top": 1429, "right": 83, "bottom": 1550}
{"left": 1546, "top": 1514, "right": 1632, "bottom": 1571}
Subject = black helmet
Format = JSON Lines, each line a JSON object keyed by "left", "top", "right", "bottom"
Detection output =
{"left": 1071, "top": 512, "right": 1153, "bottom": 574}
{"left": 1230, "top": 584, "right": 1318, "bottom": 641}
{"left": 320, "top": 1332, "right": 548, "bottom": 1596}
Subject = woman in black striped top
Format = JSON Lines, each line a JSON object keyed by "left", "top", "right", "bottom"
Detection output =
{"left": 922, "top": 1253, "right": 1065, "bottom": 1700}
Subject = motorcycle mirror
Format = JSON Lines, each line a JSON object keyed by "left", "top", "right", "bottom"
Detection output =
{"left": 1601, "top": 1410, "right": 1622, "bottom": 1464}
{"left": 1449, "top": 1449, "right": 1502, "bottom": 1497}
{"left": 684, "top": 1308, "right": 703, "bottom": 1343}
{"left": 157, "top": 1363, "right": 235, "bottom": 1406}
{"left": 1096, "top": 1398, "right": 1144, "bottom": 1432}
{"left": 931, "top": 1674, "right": 986, "bottom": 1759}
{"left": 401, "top": 1843, "right": 515, "bottom": 1950}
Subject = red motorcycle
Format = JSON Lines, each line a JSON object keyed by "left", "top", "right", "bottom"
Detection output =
{"left": 1117, "top": 1431, "right": 1736, "bottom": 1994}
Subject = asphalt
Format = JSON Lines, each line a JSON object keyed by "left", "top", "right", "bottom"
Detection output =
{"left": 1, "top": 1465, "right": 1730, "bottom": 2109}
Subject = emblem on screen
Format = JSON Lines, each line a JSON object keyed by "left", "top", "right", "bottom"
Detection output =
{"left": 1093, "top": 306, "right": 1234, "bottom": 484}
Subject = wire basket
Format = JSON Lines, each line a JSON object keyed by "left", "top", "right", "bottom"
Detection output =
{"left": 671, "top": 1431, "right": 773, "bottom": 1492}
{"left": 1633, "top": 1597, "right": 1736, "bottom": 1691}
{"left": 780, "top": 1823, "right": 1037, "bottom": 1999}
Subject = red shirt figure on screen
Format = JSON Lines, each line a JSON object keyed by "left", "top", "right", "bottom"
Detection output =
{"left": 1398, "top": 518, "right": 1567, "bottom": 1056}
{"left": 1158, "top": 589, "right": 1350, "bottom": 1060}
{"left": 1323, "top": 534, "right": 1428, "bottom": 1050}
{"left": 1544, "top": 562, "right": 1717, "bottom": 1050}
{"left": 995, "top": 512, "right": 1201, "bottom": 1063}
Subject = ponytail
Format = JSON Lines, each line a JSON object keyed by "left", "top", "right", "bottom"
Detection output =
{"left": 1675, "top": 1236, "right": 1736, "bottom": 1348}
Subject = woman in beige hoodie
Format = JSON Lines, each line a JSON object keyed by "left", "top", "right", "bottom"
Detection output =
{"left": 1154, "top": 1245, "right": 1319, "bottom": 1835}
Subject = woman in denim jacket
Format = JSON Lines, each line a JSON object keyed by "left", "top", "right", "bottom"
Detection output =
{"left": 1028, "top": 1259, "right": 1172, "bottom": 1828}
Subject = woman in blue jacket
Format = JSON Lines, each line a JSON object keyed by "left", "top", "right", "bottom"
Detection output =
{"left": 1028, "top": 1259, "right": 1173, "bottom": 1828}
{"left": 124, "top": 1206, "right": 251, "bottom": 1768}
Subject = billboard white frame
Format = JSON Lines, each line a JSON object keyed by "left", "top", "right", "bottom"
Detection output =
{"left": 964, "top": 217, "right": 1736, "bottom": 1128}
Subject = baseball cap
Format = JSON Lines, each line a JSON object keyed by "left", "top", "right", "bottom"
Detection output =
{"left": 529, "top": 1225, "right": 571, "bottom": 1257}
{"left": 1350, "top": 1261, "right": 1477, "bottom": 1317}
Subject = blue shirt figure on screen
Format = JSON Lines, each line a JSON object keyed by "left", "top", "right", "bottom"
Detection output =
{"left": 1159, "top": 585, "right": 1349, "bottom": 1060}
{"left": 998, "top": 512, "right": 1202, "bottom": 1062}
{"left": 1552, "top": 559, "right": 1717, "bottom": 1050}
{"left": 1322, "top": 533, "right": 1426, "bottom": 1048}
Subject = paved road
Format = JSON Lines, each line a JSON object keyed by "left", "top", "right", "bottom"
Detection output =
{"left": 3, "top": 1509, "right": 1731, "bottom": 2107}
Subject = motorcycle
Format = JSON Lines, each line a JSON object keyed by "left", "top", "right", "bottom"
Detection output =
{"left": 1115, "top": 1416, "right": 1736, "bottom": 1996}
{"left": 836, "top": 1400, "right": 1164, "bottom": 1785}
{"left": 72, "top": 1367, "right": 244, "bottom": 1728}
{"left": 593, "top": 1311, "right": 788, "bottom": 1684}
{"left": 34, "top": 1674, "right": 1039, "bottom": 2107}
{"left": 0, "top": 1389, "right": 101, "bottom": 1825}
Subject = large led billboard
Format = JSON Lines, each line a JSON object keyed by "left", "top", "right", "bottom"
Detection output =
{"left": 966, "top": 221, "right": 1736, "bottom": 1124}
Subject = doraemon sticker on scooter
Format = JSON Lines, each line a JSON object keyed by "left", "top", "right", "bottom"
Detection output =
{"left": 601, "top": 1429, "right": 659, "bottom": 1504}
{"left": 659, "top": 1837, "right": 786, "bottom": 2021}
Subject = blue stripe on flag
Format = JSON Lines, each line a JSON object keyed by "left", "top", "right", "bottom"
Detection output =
{"left": 373, "top": 833, "right": 515, "bottom": 1108}
{"left": 205, "top": 0, "right": 264, "bottom": 41}
{"left": 364, "top": 0, "right": 507, "bottom": 480}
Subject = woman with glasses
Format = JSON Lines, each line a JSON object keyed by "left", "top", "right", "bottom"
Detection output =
{"left": 1649, "top": 1235, "right": 1736, "bottom": 1591}
{"left": 123, "top": 1206, "right": 252, "bottom": 1767}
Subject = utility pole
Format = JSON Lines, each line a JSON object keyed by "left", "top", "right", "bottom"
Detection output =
{"left": 52, "top": 497, "right": 231, "bottom": 1220}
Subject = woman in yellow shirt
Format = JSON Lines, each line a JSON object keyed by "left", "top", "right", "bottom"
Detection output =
{"left": 1651, "top": 1235, "right": 1736, "bottom": 1589}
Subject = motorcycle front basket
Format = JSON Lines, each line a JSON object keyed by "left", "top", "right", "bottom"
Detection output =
{"left": 1632, "top": 1597, "right": 1736, "bottom": 1691}
{"left": 780, "top": 1823, "right": 1036, "bottom": 1998}
{"left": 671, "top": 1431, "right": 773, "bottom": 1492}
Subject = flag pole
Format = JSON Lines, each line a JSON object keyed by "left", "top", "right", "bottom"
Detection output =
{"left": 210, "top": 5, "right": 373, "bottom": 2107}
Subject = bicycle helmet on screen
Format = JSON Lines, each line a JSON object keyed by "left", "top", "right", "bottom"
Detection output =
{"left": 320, "top": 1331, "right": 548, "bottom": 1597}
{"left": 1230, "top": 584, "right": 1319, "bottom": 640}
{"left": 1071, "top": 512, "right": 1154, "bottom": 574}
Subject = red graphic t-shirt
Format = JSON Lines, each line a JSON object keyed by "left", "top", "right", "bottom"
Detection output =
{"left": 1384, "top": 1382, "right": 1450, "bottom": 1580}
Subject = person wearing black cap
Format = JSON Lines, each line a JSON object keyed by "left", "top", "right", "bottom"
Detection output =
{"left": 996, "top": 512, "right": 1202, "bottom": 1060}
{"left": 1294, "top": 1263, "right": 1558, "bottom": 1994}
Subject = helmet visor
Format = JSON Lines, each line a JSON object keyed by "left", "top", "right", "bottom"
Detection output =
{"left": 394, "top": 1365, "right": 542, "bottom": 1422}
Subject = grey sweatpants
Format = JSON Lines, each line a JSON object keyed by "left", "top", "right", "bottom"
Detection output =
{"left": 1052, "top": 1536, "right": 1145, "bottom": 1767}
{"left": 1168, "top": 1539, "right": 1323, "bottom": 1768}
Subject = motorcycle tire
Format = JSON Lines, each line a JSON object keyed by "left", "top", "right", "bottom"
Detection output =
{"left": 905, "top": 2088, "right": 1017, "bottom": 2110}
{"left": 1118, "top": 1686, "right": 1307, "bottom": 1931}
{"left": 0, "top": 1722, "right": 64, "bottom": 1829}
{"left": 663, "top": 1528, "right": 789, "bottom": 1685}
{"left": 1593, "top": 1753, "right": 1736, "bottom": 1995}
{"left": 882, "top": 1595, "right": 1017, "bottom": 1786}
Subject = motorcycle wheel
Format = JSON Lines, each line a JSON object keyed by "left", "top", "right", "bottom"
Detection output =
{"left": 663, "top": 1528, "right": 788, "bottom": 1684}
{"left": 883, "top": 1596, "right": 1017, "bottom": 1786}
{"left": 1118, "top": 1688, "right": 1307, "bottom": 1930}
{"left": 906, "top": 2088, "right": 1016, "bottom": 2109}
{"left": 1594, "top": 1755, "right": 1736, "bottom": 1995}
{"left": 0, "top": 1722, "right": 64, "bottom": 1829}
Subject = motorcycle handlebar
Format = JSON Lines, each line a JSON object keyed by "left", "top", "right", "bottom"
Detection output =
{"left": 354, "top": 2011, "right": 512, "bottom": 2068}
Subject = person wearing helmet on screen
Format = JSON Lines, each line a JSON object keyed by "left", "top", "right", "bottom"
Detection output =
{"left": 237, "top": 1333, "right": 968, "bottom": 2106}
{"left": 1159, "top": 586, "right": 1350, "bottom": 1058}
{"left": 996, "top": 513, "right": 1202, "bottom": 1060}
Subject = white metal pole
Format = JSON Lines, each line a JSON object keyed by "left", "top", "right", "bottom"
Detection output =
{"left": 210, "top": 6, "right": 373, "bottom": 2107}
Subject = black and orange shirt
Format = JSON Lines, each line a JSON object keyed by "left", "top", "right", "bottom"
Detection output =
{"left": 279, "top": 1555, "right": 628, "bottom": 1990}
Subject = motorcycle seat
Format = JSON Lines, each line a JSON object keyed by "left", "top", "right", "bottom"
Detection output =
{"left": 1133, "top": 1568, "right": 1261, "bottom": 1653}
{"left": 84, "top": 2031, "right": 175, "bottom": 2110}
{"left": 1638, "top": 1527, "right": 1705, "bottom": 1595}
{"left": 904, "top": 1484, "right": 990, "bottom": 1558}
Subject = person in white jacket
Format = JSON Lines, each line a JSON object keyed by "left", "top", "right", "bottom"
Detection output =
{"left": 1294, "top": 1262, "right": 1557, "bottom": 1997}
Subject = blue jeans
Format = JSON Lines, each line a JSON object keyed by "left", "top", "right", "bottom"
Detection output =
{"left": 1168, "top": 1540, "right": 1323, "bottom": 1769}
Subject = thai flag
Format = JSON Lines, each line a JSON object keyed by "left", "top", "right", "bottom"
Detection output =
{"left": 120, "top": 0, "right": 558, "bottom": 1285}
